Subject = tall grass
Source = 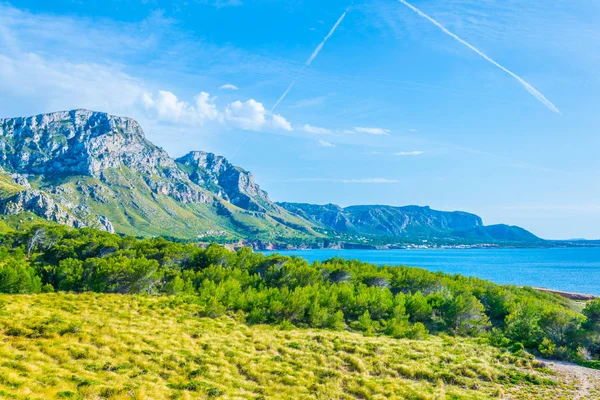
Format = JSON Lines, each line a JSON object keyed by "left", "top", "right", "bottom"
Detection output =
{"left": 0, "top": 293, "right": 584, "bottom": 399}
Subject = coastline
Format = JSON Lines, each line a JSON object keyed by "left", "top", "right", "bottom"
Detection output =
{"left": 255, "top": 247, "right": 600, "bottom": 298}
{"left": 532, "top": 288, "right": 597, "bottom": 301}
{"left": 227, "top": 239, "right": 600, "bottom": 252}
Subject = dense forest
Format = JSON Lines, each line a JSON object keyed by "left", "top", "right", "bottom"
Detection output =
{"left": 1, "top": 225, "right": 599, "bottom": 368}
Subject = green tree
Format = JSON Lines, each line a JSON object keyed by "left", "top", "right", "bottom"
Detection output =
{"left": 0, "top": 258, "right": 42, "bottom": 294}
{"left": 505, "top": 303, "right": 544, "bottom": 349}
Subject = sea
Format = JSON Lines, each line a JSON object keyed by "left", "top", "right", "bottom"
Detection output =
{"left": 261, "top": 248, "right": 600, "bottom": 296}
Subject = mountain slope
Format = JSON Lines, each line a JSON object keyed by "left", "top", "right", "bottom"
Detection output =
{"left": 0, "top": 109, "right": 543, "bottom": 246}
{"left": 278, "top": 203, "right": 541, "bottom": 244}
{"left": 0, "top": 110, "right": 319, "bottom": 242}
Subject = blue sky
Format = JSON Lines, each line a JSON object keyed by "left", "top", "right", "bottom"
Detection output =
{"left": 1, "top": 0, "right": 599, "bottom": 239}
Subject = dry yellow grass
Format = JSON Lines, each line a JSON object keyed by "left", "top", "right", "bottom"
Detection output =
{"left": 0, "top": 293, "right": 583, "bottom": 399}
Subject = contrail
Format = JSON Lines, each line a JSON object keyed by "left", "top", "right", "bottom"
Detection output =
{"left": 396, "top": 0, "right": 561, "bottom": 114}
{"left": 271, "top": 5, "right": 350, "bottom": 112}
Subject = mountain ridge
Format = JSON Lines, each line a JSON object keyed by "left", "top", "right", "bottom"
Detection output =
{"left": 0, "top": 109, "right": 544, "bottom": 247}
{"left": 277, "top": 202, "right": 541, "bottom": 244}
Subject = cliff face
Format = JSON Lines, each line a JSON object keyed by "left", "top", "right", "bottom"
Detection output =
{"left": 176, "top": 151, "right": 271, "bottom": 212}
{"left": 0, "top": 110, "right": 182, "bottom": 178}
{"left": 0, "top": 110, "right": 317, "bottom": 240}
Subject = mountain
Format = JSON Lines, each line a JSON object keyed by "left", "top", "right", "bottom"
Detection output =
{"left": 176, "top": 151, "right": 273, "bottom": 213}
{"left": 0, "top": 110, "right": 319, "bottom": 243}
{"left": 0, "top": 109, "right": 543, "bottom": 247}
{"left": 277, "top": 203, "right": 542, "bottom": 244}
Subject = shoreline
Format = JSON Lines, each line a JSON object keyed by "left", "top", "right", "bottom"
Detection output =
{"left": 256, "top": 248, "right": 600, "bottom": 300}
{"left": 532, "top": 288, "right": 597, "bottom": 301}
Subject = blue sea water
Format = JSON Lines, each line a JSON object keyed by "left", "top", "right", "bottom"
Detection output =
{"left": 261, "top": 248, "right": 600, "bottom": 296}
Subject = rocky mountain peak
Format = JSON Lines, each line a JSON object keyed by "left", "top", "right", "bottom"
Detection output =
{"left": 0, "top": 109, "right": 184, "bottom": 180}
{"left": 176, "top": 151, "right": 271, "bottom": 212}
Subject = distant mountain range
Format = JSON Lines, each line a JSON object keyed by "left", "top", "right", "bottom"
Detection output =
{"left": 0, "top": 110, "right": 549, "bottom": 248}
{"left": 277, "top": 203, "right": 541, "bottom": 244}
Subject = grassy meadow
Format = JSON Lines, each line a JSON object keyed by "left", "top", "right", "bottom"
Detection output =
{"left": 0, "top": 293, "right": 587, "bottom": 400}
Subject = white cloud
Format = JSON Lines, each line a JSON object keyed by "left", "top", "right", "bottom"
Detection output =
{"left": 195, "top": 92, "right": 220, "bottom": 121}
{"left": 224, "top": 99, "right": 267, "bottom": 130}
{"left": 223, "top": 99, "right": 293, "bottom": 131}
{"left": 271, "top": 114, "right": 293, "bottom": 131}
{"left": 0, "top": 43, "right": 294, "bottom": 136}
{"left": 0, "top": 52, "right": 146, "bottom": 117}
{"left": 0, "top": 3, "right": 299, "bottom": 140}
{"left": 395, "top": 151, "right": 424, "bottom": 156}
{"left": 143, "top": 91, "right": 197, "bottom": 123}
{"left": 353, "top": 127, "right": 391, "bottom": 135}
{"left": 303, "top": 124, "right": 332, "bottom": 135}
{"left": 219, "top": 83, "right": 239, "bottom": 90}
{"left": 318, "top": 140, "right": 336, "bottom": 147}
{"left": 141, "top": 90, "right": 293, "bottom": 131}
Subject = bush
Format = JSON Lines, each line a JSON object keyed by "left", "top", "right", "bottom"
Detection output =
{"left": 0, "top": 225, "right": 597, "bottom": 365}
{"left": 0, "top": 259, "right": 42, "bottom": 294}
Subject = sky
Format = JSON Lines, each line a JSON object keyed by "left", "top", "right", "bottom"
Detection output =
{"left": 0, "top": 0, "right": 599, "bottom": 239}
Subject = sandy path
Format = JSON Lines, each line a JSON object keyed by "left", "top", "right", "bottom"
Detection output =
{"left": 540, "top": 359, "right": 600, "bottom": 399}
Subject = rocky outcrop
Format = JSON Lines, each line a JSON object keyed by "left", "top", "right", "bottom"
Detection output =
{"left": 1, "top": 110, "right": 174, "bottom": 176}
{"left": 0, "top": 110, "right": 199, "bottom": 201}
{"left": 0, "top": 189, "right": 83, "bottom": 228}
{"left": 145, "top": 179, "right": 210, "bottom": 204}
{"left": 0, "top": 189, "right": 115, "bottom": 233}
{"left": 177, "top": 151, "right": 271, "bottom": 212}
{"left": 98, "top": 216, "right": 115, "bottom": 233}
{"left": 9, "top": 173, "right": 31, "bottom": 189}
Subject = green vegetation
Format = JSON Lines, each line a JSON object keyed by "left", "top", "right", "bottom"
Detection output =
{"left": 0, "top": 225, "right": 599, "bottom": 398}
{"left": 0, "top": 293, "right": 587, "bottom": 399}
{"left": 0, "top": 226, "right": 598, "bottom": 362}
{"left": 44, "top": 169, "right": 319, "bottom": 242}
{"left": 0, "top": 173, "right": 24, "bottom": 199}
{"left": 0, "top": 213, "right": 51, "bottom": 235}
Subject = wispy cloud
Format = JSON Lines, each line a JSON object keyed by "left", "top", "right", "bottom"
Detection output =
{"left": 212, "top": 0, "right": 243, "bottom": 8}
{"left": 305, "top": 6, "right": 351, "bottom": 67}
{"left": 353, "top": 127, "right": 391, "bottom": 135}
{"left": 284, "top": 178, "right": 399, "bottom": 184}
{"left": 396, "top": 0, "right": 561, "bottom": 114}
{"left": 442, "top": 144, "right": 559, "bottom": 173}
{"left": 291, "top": 96, "right": 327, "bottom": 108}
{"left": 271, "top": 4, "right": 351, "bottom": 111}
{"left": 342, "top": 178, "right": 398, "bottom": 183}
{"left": 303, "top": 124, "right": 332, "bottom": 135}
{"left": 495, "top": 204, "right": 600, "bottom": 214}
{"left": 219, "top": 83, "right": 239, "bottom": 90}
{"left": 317, "top": 140, "right": 336, "bottom": 147}
{"left": 395, "top": 151, "right": 424, "bottom": 156}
